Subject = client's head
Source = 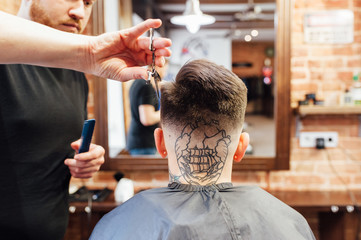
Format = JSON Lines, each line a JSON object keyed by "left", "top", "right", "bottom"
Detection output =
{"left": 154, "top": 59, "right": 249, "bottom": 185}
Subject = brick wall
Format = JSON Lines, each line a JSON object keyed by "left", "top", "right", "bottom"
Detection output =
{"left": 291, "top": 0, "right": 361, "bottom": 105}
{"left": 275, "top": 0, "right": 361, "bottom": 192}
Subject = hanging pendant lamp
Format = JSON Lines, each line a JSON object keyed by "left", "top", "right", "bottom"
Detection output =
{"left": 170, "top": 0, "right": 215, "bottom": 34}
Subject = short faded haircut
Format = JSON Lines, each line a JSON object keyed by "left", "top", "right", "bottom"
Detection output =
{"left": 160, "top": 59, "right": 247, "bottom": 129}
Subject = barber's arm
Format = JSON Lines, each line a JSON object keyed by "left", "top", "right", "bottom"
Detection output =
{"left": 64, "top": 139, "right": 105, "bottom": 178}
{"left": 0, "top": 11, "right": 172, "bottom": 82}
{"left": 139, "top": 105, "right": 160, "bottom": 126}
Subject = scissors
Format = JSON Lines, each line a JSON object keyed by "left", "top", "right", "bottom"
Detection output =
{"left": 147, "top": 28, "right": 161, "bottom": 100}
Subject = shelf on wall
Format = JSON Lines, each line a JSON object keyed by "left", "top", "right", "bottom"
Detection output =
{"left": 297, "top": 105, "right": 361, "bottom": 116}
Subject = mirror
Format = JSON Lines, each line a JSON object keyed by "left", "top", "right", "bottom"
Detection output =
{"left": 94, "top": 0, "right": 291, "bottom": 171}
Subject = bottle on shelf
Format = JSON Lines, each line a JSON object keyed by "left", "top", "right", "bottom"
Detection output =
{"left": 343, "top": 88, "right": 353, "bottom": 106}
{"left": 351, "top": 72, "right": 361, "bottom": 105}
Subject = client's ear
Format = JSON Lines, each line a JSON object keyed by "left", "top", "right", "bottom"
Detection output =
{"left": 154, "top": 128, "right": 167, "bottom": 158}
{"left": 233, "top": 132, "right": 250, "bottom": 162}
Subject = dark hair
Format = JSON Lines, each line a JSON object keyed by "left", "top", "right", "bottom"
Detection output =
{"left": 160, "top": 59, "right": 247, "bottom": 129}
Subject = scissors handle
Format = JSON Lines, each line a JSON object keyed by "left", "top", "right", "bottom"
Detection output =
{"left": 149, "top": 28, "right": 154, "bottom": 51}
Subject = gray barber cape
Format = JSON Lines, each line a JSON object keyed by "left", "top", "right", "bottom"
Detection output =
{"left": 90, "top": 183, "right": 315, "bottom": 240}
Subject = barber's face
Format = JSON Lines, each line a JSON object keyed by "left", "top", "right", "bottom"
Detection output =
{"left": 29, "top": 0, "right": 95, "bottom": 34}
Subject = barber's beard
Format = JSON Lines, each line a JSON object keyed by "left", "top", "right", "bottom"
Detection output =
{"left": 29, "top": 1, "right": 82, "bottom": 33}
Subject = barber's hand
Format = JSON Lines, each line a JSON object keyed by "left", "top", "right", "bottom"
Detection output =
{"left": 64, "top": 139, "right": 105, "bottom": 179}
{"left": 83, "top": 18, "right": 172, "bottom": 82}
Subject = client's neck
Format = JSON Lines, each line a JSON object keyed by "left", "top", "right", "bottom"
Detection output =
{"left": 168, "top": 157, "right": 232, "bottom": 186}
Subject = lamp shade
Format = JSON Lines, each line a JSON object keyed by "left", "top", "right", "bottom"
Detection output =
{"left": 170, "top": 0, "right": 215, "bottom": 33}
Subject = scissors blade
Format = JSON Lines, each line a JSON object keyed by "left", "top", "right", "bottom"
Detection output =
{"left": 153, "top": 71, "right": 161, "bottom": 100}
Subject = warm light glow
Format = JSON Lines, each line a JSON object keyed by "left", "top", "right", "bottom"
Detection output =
{"left": 244, "top": 34, "right": 252, "bottom": 42}
{"left": 170, "top": 0, "right": 216, "bottom": 34}
{"left": 251, "top": 29, "right": 259, "bottom": 37}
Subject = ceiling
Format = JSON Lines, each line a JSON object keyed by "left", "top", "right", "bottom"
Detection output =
{"left": 132, "top": 0, "right": 276, "bottom": 40}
